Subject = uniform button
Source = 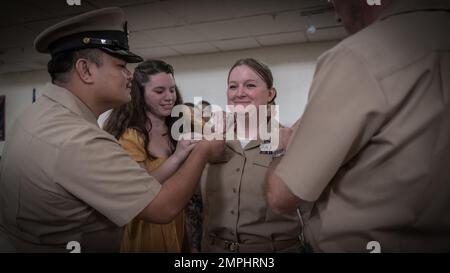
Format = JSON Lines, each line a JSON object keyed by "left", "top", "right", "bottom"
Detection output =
{"left": 230, "top": 210, "right": 235, "bottom": 215}
{"left": 232, "top": 188, "right": 237, "bottom": 193}
{"left": 236, "top": 168, "right": 240, "bottom": 172}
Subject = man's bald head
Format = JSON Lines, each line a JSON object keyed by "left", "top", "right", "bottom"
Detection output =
{"left": 332, "top": 0, "right": 395, "bottom": 34}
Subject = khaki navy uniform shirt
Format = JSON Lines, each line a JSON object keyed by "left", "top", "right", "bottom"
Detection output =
{"left": 0, "top": 83, "right": 161, "bottom": 252}
{"left": 201, "top": 139, "right": 301, "bottom": 252}
{"left": 276, "top": 0, "right": 450, "bottom": 252}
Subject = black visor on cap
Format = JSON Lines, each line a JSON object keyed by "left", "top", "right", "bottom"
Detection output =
{"left": 100, "top": 48, "right": 143, "bottom": 63}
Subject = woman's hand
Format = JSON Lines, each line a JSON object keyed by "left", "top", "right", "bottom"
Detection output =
{"left": 148, "top": 133, "right": 201, "bottom": 183}
{"left": 204, "top": 111, "right": 235, "bottom": 138}
{"left": 172, "top": 137, "right": 199, "bottom": 163}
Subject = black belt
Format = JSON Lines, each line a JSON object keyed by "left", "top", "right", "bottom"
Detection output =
{"left": 207, "top": 236, "right": 301, "bottom": 253}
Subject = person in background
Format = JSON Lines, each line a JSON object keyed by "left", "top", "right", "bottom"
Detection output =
{"left": 195, "top": 100, "right": 212, "bottom": 124}
{"left": 266, "top": 0, "right": 450, "bottom": 252}
{"left": 181, "top": 102, "right": 205, "bottom": 134}
{"left": 183, "top": 102, "right": 196, "bottom": 127}
{"left": 187, "top": 58, "right": 302, "bottom": 253}
{"left": 182, "top": 100, "right": 209, "bottom": 252}
{"left": 103, "top": 60, "right": 194, "bottom": 252}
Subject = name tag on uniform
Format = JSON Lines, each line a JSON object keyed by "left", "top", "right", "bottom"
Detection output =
{"left": 260, "top": 140, "right": 285, "bottom": 157}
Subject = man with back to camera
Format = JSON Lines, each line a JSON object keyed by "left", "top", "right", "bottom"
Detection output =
{"left": 266, "top": 0, "right": 450, "bottom": 252}
{"left": 0, "top": 7, "right": 225, "bottom": 252}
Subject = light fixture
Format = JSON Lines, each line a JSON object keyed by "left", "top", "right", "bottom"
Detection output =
{"left": 307, "top": 24, "right": 316, "bottom": 34}
{"left": 306, "top": 16, "right": 316, "bottom": 34}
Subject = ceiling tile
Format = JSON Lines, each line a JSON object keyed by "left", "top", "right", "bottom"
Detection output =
{"left": 160, "top": 0, "right": 232, "bottom": 24}
{"left": 171, "top": 42, "right": 218, "bottom": 55}
{"left": 190, "top": 20, "right": 249, "bottom": 40}
{"left": 256, "top": 31, "right": 307, "bottom": 46}
{"left": 88, "top": 0, "right": 157, "bottom": 8}
{"left": 22, "top": 18, "right": 70, "bottom": 42}
{"left": 306, "top": 26, "right": 347, "bottom": 42}
{"left": 144, "top": 26, "right": 205, "bottom": 45}
{"left": 308, "top": 12, "right": 340, "bottom": 28}
{"left": 30, "top": 0, "right": 96, "bottom": 16}
{"left": 129, "top": 31, "right": 162, "bottom": 48}
{"left": 239, "top": 11, "right": 307, "bottom": 36}
{"left": 123, "top": 3, "right": 182, "bottom": 31}
{"left": 212, "top": 38, "right": 260, "bottom": 51}
{"left": 0, "top": 1, "right": 53, "bottom": 27}
{"left": 134, "top": 46, "right": 180, "bottom": 59}
{"left": 0, "top": 26, "right": 36, "bottom": 49}
{"left": 229, "top": 0, "right": 320, "bottom": 18}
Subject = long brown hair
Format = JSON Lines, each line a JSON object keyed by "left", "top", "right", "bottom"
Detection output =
{"left": 103, "top": 59, "right": 183, "bottom": 160}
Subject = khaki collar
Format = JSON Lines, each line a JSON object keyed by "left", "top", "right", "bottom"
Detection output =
{"left": 226, "top": 139, "right": 262, "bottom": 156}
{"left": 378, "top": 0, "right": 450, "bottom": 22}
{"left": 41, "top": 83, "right": 98, "bottom": 126}
{"left": 226, "top": 140, "right": 243, "bottom": 155}
{"left": 225, "top": 119, "right": 283, "bottom": 155}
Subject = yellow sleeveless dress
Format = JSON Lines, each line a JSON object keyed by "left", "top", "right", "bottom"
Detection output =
{"left": 119, "top": 128, "right": 185, "bottom": 252}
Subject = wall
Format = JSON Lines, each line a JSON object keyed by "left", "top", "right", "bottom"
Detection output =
{"left": 0, "top": 41, "right": 337, "bottom": 155}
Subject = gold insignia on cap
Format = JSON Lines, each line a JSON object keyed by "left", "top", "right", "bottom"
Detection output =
{"left": 82, "top": 37, "right": 91, "bottom": 44}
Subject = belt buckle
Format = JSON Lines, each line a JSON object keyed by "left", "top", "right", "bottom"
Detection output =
{"left": 224, "top": 240, "right": 239, "bottom": 252}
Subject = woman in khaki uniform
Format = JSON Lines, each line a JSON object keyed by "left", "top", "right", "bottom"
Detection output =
{"left": 187, "top": 58, "right": 302, "bottom": 253}
{"left": 104, "top": 60, "right": 197, "bottom": 252}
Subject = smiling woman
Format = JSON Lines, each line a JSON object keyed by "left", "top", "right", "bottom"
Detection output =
{"left": 186, "top": 58, "right": 303, "bottom": 253}
{"left": 103, "top": 60, "right": 197, "bottom": 253}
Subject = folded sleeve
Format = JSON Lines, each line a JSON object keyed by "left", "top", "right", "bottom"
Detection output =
{"left": 54, "top": 126, "right": 161, "bottom": 227}
{"left": 275, "top": 46, "right": 388, "bottom": 202}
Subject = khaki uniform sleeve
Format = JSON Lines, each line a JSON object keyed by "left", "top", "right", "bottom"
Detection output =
{"left": 275, "top": 46, "right": 388, "bottom": 202}
{"left": 54, "top": 126, "right": 161, "bottom": 227}
{"left": 119, "top": 128, "right": 147, "bottom": 162}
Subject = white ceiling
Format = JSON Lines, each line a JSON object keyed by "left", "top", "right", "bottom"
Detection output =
{"left": 0, "top": 0, "right": 346, "bottom": 75}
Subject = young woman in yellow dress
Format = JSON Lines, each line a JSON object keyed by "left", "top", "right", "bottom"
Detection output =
{"left": 104, "top": 60, "right": 197, "bottom": 252}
